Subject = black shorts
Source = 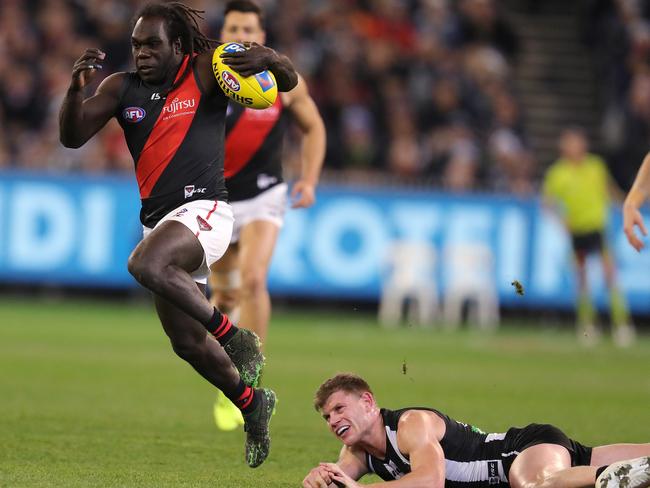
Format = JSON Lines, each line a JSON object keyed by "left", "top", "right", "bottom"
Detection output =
{"left": 502, "top": 424, "right": 592, "bottom": 477}
{"left": 571, "top": 231, "right": 604, "bottom": 254}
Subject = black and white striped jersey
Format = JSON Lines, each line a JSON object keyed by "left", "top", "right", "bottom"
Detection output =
{"left": 366, "top": 408, "right": 516, "bottom": 487}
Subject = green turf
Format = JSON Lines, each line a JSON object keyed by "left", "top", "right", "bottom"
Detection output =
{"left": 0, "top": 298, "right": 649, "bottom": 487}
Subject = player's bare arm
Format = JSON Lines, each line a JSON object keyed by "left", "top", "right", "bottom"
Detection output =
{"left": 284, "top": 74, "right": 326, "bottom": 208}
{"left": 623, "top": 151, "right": 650, "bottom": 251}
{"left": 324, "top": 410, "right": 447, "bottom": 488}
{"left": 59, "top": 49, "right": 123, "bottom": 148}
{"left": 219, "top": 41, "right": 298, "bottom": 91}
{"left": 303, "top": 445, "right": 368, "bottom": 488}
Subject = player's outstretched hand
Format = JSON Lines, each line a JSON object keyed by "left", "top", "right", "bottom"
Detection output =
{"left": 302, "top": 464, "right": 335, "bottom": 488}
{"left": 623, "top": 201, "right": 648, "bottom": 251}
{"left": 71, "top": 49, "right": 105, "bottom": 90}
{"left": 321, "top": 463, "right": 360, "bottom": 488}
{"left": 220, "top": 42, "right": 277, "bottom": 78}
{"left": 291, "top": 180, "right": 316, "bottom": 209}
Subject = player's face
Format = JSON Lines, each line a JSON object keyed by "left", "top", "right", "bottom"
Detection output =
{"left": 321, "top": 390, "right": 375, "bottom": 447}
{"left": 560, "top": 131, "right": 588, "bottom": 160}
{"left": 221, "top": 11, "right": 265, "bottom": 44}
{"left": 131, "top": 17, "right": 182, "bottom": 85}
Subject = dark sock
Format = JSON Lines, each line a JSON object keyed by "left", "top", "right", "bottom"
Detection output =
{"left": 205, "top": 308, "right": 238, "bottom": 345}
{"left": 224, "top": 379, "right": 259, "bottom": 415}
{"left": 596, "top": 465, "right": 609, "bottom": 480}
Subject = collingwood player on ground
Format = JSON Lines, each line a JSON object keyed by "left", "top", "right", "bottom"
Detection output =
{"left": 303, "top": 373, "right": 650, "bottom": 488}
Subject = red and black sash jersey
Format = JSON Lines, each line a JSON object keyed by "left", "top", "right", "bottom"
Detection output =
{"left": 116, "top": 56, "right": 229, "bottom": 227}
{"left": 224, "top": 96, "right": 290, "bottom": 201}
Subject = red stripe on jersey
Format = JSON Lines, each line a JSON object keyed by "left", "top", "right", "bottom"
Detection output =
{"left": 136, "top": 56, "right": 201, "bottom": 198}
{"left": 224, "top": 96, "right": 283, "bottom": 179}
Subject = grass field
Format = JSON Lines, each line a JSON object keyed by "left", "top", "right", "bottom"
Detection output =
{"left": 1, "top": 297, "right": 649, "bottom": 487}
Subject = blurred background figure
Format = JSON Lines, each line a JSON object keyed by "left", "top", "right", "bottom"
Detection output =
{"left": 442, "top": 242, "right": 499, "bottom": 331}
{"left": 378, "top": 240, "right": 439, "bottom": 328}
{"left": 542, "top": 127, "right": 634, "bottom": 347}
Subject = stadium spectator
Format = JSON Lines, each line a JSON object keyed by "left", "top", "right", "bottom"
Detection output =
{"left": 0, "top": 0, "right": 528, "bottom": 192}
{"left": 587, "top": 0, "right": 650, "bottom": 189}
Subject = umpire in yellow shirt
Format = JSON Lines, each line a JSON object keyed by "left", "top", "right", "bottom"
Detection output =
{"left": 543, "top": 127, "right": 634, "bottom": 346}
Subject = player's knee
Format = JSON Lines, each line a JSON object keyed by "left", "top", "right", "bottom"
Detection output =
{"left": 241, "top": 268, "right": 267, "bottom": 296}
{"left": 170, "top": 337, "right": 204, "bottom": 364}
{"left": 128, "top": 251, "right": 165, "bottom": 290}
{"left": 216, "top": 290, "right": 238, "bottom": 313}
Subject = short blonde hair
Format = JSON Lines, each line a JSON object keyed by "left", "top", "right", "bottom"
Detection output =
{"left": 314, "top": 373, "right": 373, "bottom": 411}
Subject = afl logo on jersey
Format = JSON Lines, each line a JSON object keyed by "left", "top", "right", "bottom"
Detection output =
{"left": 123, "top": 106, "right": 146, "bottom": 123}
{"left": 221, "top": 71, "right": 241, "bottom": 92}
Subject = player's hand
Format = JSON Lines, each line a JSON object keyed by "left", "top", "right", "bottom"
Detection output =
{"left": 321, "top": 463, "right": 360, "bottom": 487}
{"left": 302, "top": 464, "right": 334, "bottom": 487}
{"left": 71, "top": 49, "right": 105, "bottom": 90}
{"left": 291, "top": 180, "right": 316, "bottom": 209}
{"left": 220, "top": 42, "right": 277, "bottom": 78}
{"left": 623, "top": 202, "right": 648, "bottom": 251}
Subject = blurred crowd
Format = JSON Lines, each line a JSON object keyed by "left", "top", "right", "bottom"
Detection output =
{"left": 586, "top": 0, "right": 650, "bottom": 190}
{"left": 0, "top": 0, "right": 528, "bottom": 192}
{"left": 0, "top": 0, "right": 644, "bottom": 194}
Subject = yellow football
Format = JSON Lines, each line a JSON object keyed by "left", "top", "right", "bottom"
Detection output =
{"left": 212, "top": 42, "right": 278, "bottom": 109}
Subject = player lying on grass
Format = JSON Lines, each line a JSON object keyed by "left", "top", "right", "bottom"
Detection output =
{"left": 303, "top": 373, "right": 650, "bottom": 488}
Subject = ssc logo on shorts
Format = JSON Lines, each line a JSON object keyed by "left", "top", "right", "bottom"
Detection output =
{"left": 122, "top": 106, "right": 146, "bottom": 123}
{"left": 221, "top": 71, "right": 240, "bottom": 91}
{"left": 223, "top": 42, "right": 246, "bottom": 53}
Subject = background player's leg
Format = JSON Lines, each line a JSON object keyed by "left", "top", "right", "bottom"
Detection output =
{"left": 600, "top": 249, "right": 634, "bottom": 346}
{"left": 574, "top": 251, "right": 597, "bottom": 344}
{"left": 210, "top": 246, "right": 247, "bottom": 431}
{"left": 209, "top": 243, "right": 241, "bottom": 321}
{"left": 509, "top": 444, "right": 594, "bottom": 488}
{"left": 237, "top": 220, "right": 280, "bottom": 348}
{"left": 128, "top": 220, "right": 215, "bottom": 325}
{"left": 209, "top": 221, "right": 278, "bottom": 431}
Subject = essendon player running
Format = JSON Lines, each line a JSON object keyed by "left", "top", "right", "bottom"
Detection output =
{"left": 209, "top": 0, "right": 326, "bottom": 432}
{"left": 58, "top": 2, "right": 298, "bottom": 468}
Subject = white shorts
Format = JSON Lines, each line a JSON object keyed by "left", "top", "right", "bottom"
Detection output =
{"left": 230, "top": 183, "right": 288, "bottom": 243}
{"left": 142, "top": 200, "right": 234, "bottom": 284}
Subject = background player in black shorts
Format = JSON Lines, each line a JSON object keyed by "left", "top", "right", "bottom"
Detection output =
{"left": 303, "top": 373, "right": 650, "bottom": 488}
{"left": 542, "top": 127, "right": 633, "bottom": 347}
{"left": 58, "top": 1, "right": 298, "bottom": 468}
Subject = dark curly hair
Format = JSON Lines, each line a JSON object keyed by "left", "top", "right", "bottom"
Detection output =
{"left": 134, "top": 2, "right": 218, "bottom": 93}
